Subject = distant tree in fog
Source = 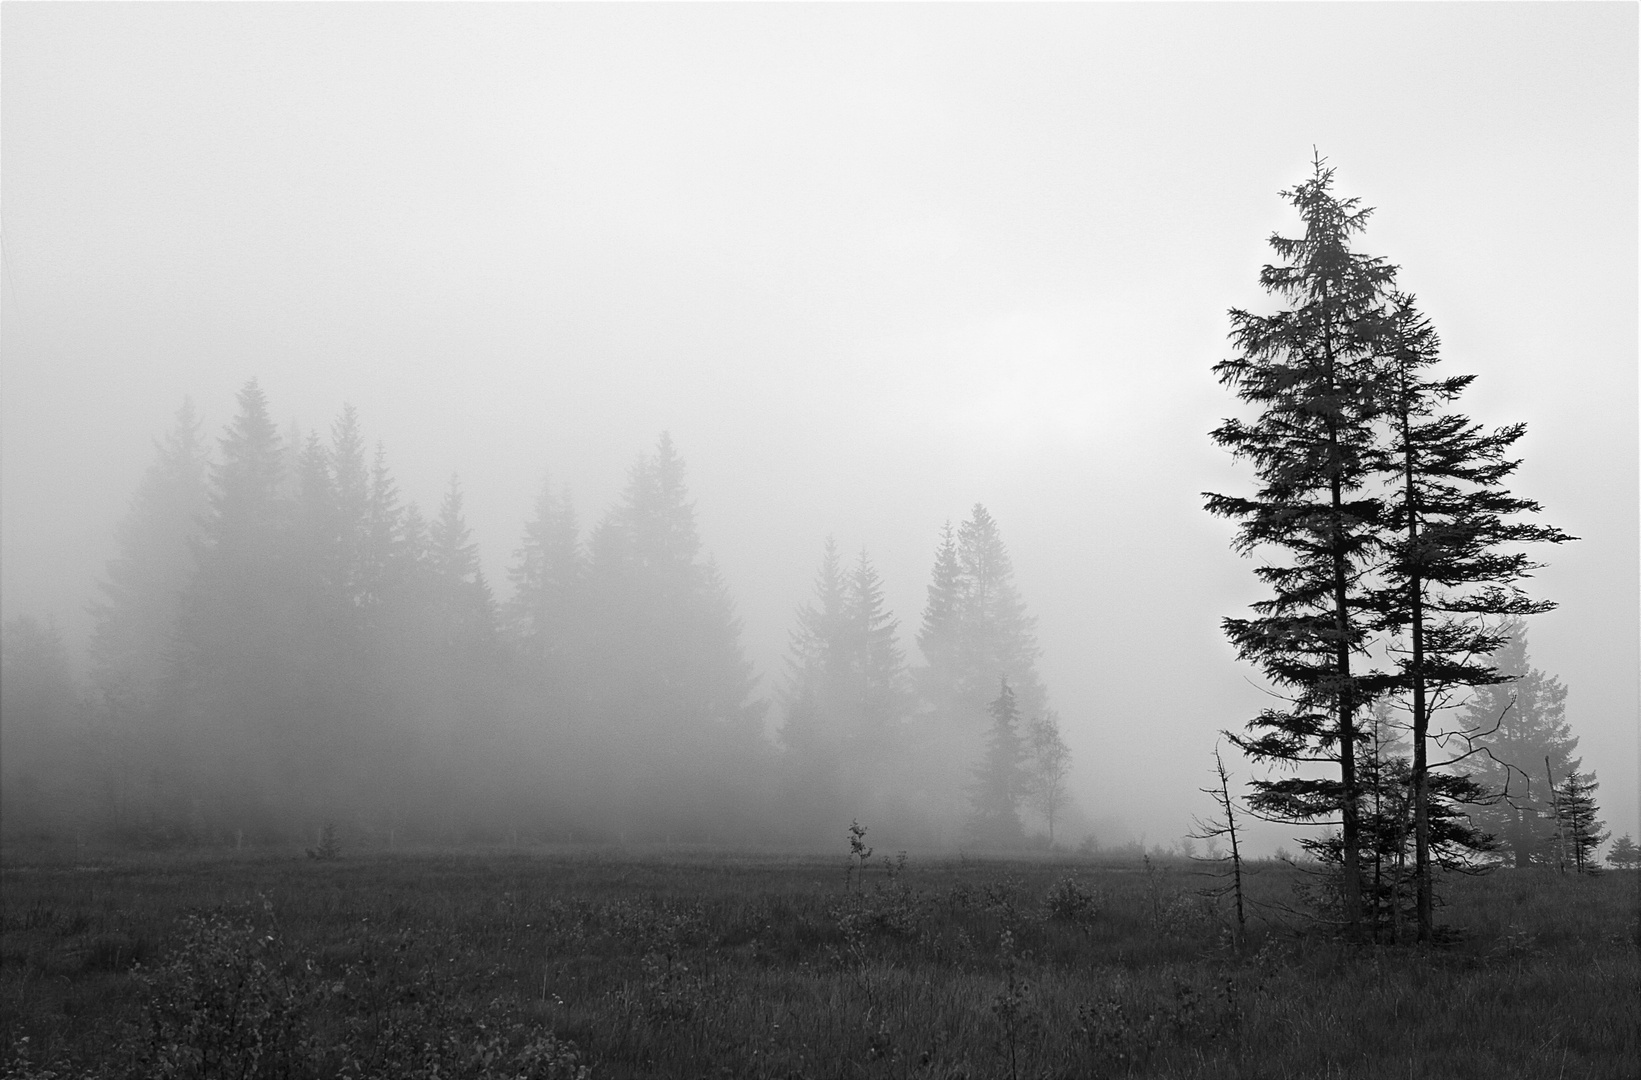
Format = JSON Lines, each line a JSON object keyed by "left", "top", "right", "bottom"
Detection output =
{"left": 914, "top": 505, "right": 1045, "bottom": 837}
{"left": 578, "top": 434, "right": 766, "bottom": 834}
{"left": 916, "top": 522, "right": 963, "bottom": 708}
{"left": 506, "top": 477, "right": 584, "bottom": 686}
{"left": 779, "top": 540, "right": 911, "bottom": 831}
{"left": 198, "top": 379, "right": 288, "bottom": 565}
{"left": 845, "top": 550, "right": 911, "bottom": 758}
{"left": 88, "top": 399, "right": 208, "bottom": 708}
{"left": 1606, "top": 834, "right": 1640, "bottom": 871}
{"left": 918, "top": 507, "right": 1043, "bottom": 725}
{"left": 967, "top": 676, "right": 1027, "bottom": 848}
{"left": 35, "top": 394, "right": 790, "bottom": 846}
{"left": 1024, "top": 710, "right": 1072, "bottom": 846}
{"left": 1460, "top": 626, "right": 1584, "bottom": 869}
{"left": 380, "top": 478, "right": 506, "bottom": 752}
{"left": 0, "top": 616, "right": 79, "bottom": 835}
{"left": 80, "top": 402, "right": 211, "bottom": 838}
{"left": 176, "top": 379, "right": 298, "bottom": 832}
{"left": 955, "top": 507, "right": 1044, "bottom": 719}
{"left": 780, "top": 537, "right": 849, "bottom": 768}
{"left": 427, "top": 477, "right": 501, "bottom": 658}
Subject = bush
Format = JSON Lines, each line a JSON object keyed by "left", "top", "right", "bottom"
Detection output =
{"left": 1041, "top": 874, "right": 1099, "bottom": 925}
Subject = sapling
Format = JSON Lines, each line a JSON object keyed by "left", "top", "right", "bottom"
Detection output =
{"left": 845, "top": 818, "right": 873, "bottom": 891}
{"left": 306, "top": 822, "right": 341, "bottom": 861}
{"left": 1189, "top": 746, "right": 1248, "bottom": 949}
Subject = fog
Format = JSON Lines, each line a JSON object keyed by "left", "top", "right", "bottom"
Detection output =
{"left": 2, "top": 5, "right": 1635, "bottom": 853}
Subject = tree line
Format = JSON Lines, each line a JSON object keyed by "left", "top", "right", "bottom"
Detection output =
{"left": 1207, "top": 155, "right": 1607, "bottom": 943}
{"left": 0, "top": 387, "right": 1069, "bottom": 850}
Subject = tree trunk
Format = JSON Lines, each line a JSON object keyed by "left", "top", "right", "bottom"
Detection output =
{"left": 1332, "top": 470, "right": 1362, "bottom": 939}
{"left": 1402, "top": 401, "right": 1433, "bottom": 944}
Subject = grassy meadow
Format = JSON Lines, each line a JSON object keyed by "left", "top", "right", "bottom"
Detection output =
{"left": 2, "top": 843, "right": 1636, "bottom": 1079}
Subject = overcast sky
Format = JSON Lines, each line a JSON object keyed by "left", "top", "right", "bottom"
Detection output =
{"left": 3, "top": 3, "right": 1635, "bottom": 849}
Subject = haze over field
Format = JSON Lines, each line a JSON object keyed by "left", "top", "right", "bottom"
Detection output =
{"left": 2, "top": 4, "right": 1635, "bottom": 851}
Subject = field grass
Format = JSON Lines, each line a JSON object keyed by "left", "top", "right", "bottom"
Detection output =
{"left": 2, "top": 843, "right": 1636, "bottom": 1079}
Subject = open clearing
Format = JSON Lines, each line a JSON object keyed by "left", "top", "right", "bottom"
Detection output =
{"left": 2, "top": 847, "right": 1636, "bottom": 1079}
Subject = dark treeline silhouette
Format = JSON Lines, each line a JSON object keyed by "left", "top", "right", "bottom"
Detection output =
{"left": 1, "top": 380, "right": 1074, "bottom": 850}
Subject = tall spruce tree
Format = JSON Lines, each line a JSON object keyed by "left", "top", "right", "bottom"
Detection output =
{"left": 1206, "top": 158, "right": 1398, "bottom": 935}
{"left": 177, "top": 378, "right": 310, "bottom": 836}
{"left": 581, "top": 434, "right": 765, "bottom": 836}
{"left": 914, "top": 506, "right": 1045, "bottom": 840}
{"left": 1369, "top": 293, "right": 1572, "bottom": 939}
{"left": 780, "top": 542, "right": 910, "bottom": 834}
{"left": 844, "top": 549, "right": 910, "bottom": 759}
{"left": 780, "top": 537, "right": 850, "bottom": 769}
{"left": 915, "top": 522, "right": 965, "bottom": 747}
{"left": 956, "top": 506, "right": 1045, "bottom": 721}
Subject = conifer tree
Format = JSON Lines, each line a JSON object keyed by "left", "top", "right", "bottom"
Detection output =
{"left": 358, "top": 443, "right": 408, "bottom": 627}
{"left": 915, "top": 522, "right": 965, "bottom": 753}
{"left": 844, "top": 549, "right": 910, "bottom": 757}
{"left": 1369, "top": 293, "right": 1571, "bottom": 939}
{"left": 292, "top": 430, "right": 345, "bottom": 648}
{"left": 177, "top": 379, "right": 299, "bottom": 835}
{"left": 968, "top": 677, "right": 1026, "bottom": 848}
{"left": 914, "top": 506, "right": 1045, "bottom": 838}
{"left": 1207, "top": 157, "right": 1399, "bottom": 935}
{"left": 1342, "top": 703, "right": 1493, "bottom": 941}
{"left": 507, "top": 476, "right": 583, "bottom": 677}
{"left": 581, "top": 434, "right": 765, "bottom": 835}
{"left": 780, "top": 537, "right": 849, "bottom": 766}
{"left": 428, "top": 475, "right": 499, "bottom": 656}
{"left": 329, "top": 406, "right": 377, "bottom": 618}
{"left": 88, "top": 400, "right": 209, "bottom": 709}
{"left": 956, "top": 506, "right": 1045, "bottom": 722}
{"left": 917, "top": 523, "right": 962, "bottom": 674}
{"left": 1461, "top": 624, "right": 1582, "bottom": 867}
{"left": 198, "top": 379, "right": 287, "bottom": 565}
{"left": 779, "top": 541, "right": 910, "bottom": 833}
{"left": 1554, "top": 772, "right": 1606, "bottom": 875}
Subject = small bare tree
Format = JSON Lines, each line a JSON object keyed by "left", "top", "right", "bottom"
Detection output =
{"left": 1025, "top": 710, "right": 1073, "bottom": 847}
{"left": 1190, "top": 745, "right": 1248, "bottom": 950}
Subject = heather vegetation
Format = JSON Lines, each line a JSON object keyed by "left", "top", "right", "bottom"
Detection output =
{"left": 0, "top": 840, "right": 1634, "bottom": 1076}
{"left": 3, "top": 846, "right": 1637, "bottom": 1080}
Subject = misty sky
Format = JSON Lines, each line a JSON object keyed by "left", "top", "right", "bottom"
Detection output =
{"left": 3, "top": 3, "right": 1635, "bottom": 848}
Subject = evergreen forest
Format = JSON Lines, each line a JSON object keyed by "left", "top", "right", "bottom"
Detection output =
{"left": 1, "top": 389, "right": 1067, "bottom": 852}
